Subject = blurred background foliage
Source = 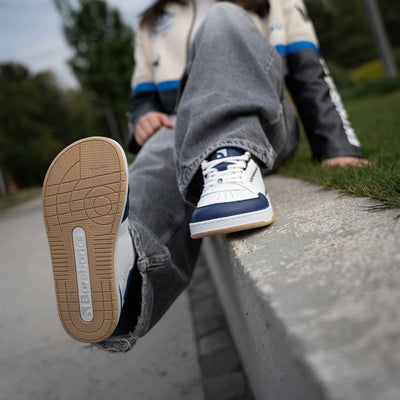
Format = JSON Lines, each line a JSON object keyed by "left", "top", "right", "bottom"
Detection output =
{"left": 0, "top": 0, "right": 399, "bottom": 192}
{"left": 306, "top": 0, "right": 400, "bottom": 84}
{"left": 0, "top": 63, "right": 106, "bottom": 188}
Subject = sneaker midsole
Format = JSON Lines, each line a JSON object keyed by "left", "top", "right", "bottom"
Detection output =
{"left": 189, "top": 206, "right": 274, "bottom": 238}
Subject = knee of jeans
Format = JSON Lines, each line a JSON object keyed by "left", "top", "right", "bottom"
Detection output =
{"left": 205, "top": 2, "right": 249, "bottom": 29}
{"left": 210, "top": 1, "right": 244, "bottom": 14}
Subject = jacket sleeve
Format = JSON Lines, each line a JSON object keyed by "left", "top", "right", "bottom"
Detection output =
{"left": 283, "top": 0, "right": 364, "bottom": 161}
{"left": 127, "top": 26, "right": 165, "bottom": 153}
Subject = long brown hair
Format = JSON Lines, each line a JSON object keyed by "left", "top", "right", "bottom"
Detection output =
{"left": 140, "top": 0, "right": 270, "bottom": 28}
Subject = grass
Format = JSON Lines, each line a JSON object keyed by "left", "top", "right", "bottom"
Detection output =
{"left": 279, "top": 88, "right": 400, "bottom": 214}
{"left": 0, "top": 187, "right": 42, "bottom": 215}
{"left": 1, "top": 85, "right": 399, "bottom": 216}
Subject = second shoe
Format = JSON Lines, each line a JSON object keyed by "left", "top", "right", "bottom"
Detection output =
{"left": 190, "top": 148, "right": 274, "bottom": 239}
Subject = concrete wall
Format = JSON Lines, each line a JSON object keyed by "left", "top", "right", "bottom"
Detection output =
{"left": 202, "top": 176, "right": 400, "bottom": 400}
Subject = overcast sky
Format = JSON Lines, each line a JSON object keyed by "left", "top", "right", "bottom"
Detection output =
{"left": 0, "top": 0, "right": 153, "bottom": 87}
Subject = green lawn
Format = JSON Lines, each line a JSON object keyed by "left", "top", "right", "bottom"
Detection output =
{"left": 1, "top": 87, "right": 399, "bottom": 216}
{"left": 279, "top": 88, "right": 400, "bottom": 214}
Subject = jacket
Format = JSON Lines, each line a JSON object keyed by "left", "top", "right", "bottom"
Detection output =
{"left": 127, "top": 0, "right": 363, "bottom": 161}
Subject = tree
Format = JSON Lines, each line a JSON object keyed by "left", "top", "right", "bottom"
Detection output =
{"left": 380, "top": 0, "right": 400, "bottom": 48}
{"left": 0, "top": 64, "right": 63, "bottom": 187}
{"left": 54, "top": 0, "right": 134, "bottom": 145}
{"left": 0, "top": 63, "right": 103, "bottom": 189}
{"left": 305, "top": 0, "right": 377, "bottom": 68}
{"left": 305, "top": 0, "right": 400, "bottom": 69}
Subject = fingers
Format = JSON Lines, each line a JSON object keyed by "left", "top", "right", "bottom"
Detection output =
{"left": 134, "top": 112, "right": 174, "bottom": 146}
{"left": 134, "top": 115, "right": 158, "bottom": 146}
{"left": 159, "top": 113, "right": 174, "bottom": 129}
{"left": 321, "top": 156, "right": 371, "bottom": 167}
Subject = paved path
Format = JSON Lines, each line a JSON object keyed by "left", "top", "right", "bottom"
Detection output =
{"left": 0, "top": 198, "right": 204, "bottom": 400}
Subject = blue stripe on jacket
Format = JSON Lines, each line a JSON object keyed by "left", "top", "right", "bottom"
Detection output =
{"left": 133, "top": 80, "right": 180, "bottom": 94}
{"left": 133, "top": 42, "right": 319, "bottom": 94}
{"left": 274, "top": 41, "right": 319, "bottom": 55}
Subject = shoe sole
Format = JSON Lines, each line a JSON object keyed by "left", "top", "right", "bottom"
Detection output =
{"left": 190, "top": 205, "right": 274, "bottom": 239}
{"left": 42, "top": 137, "right": 128, "bottom": 343}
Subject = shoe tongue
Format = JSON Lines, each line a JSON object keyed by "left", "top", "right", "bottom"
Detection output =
{"left": 208, "top": 148, "right": 244, "bottom": 161}
{"left": 208, "top": 148, "right": 245, "bottom": 171}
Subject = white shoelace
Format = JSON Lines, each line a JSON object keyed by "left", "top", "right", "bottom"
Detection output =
{"left": 202, "top": 152, "right": 251, "bottom": 187}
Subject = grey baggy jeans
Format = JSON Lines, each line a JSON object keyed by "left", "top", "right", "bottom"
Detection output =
{"left": 99, "top": 3, "right": 298, "bottom": 351}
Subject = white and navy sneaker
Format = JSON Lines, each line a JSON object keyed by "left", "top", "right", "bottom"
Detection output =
{"left": 42, "top": 137, "right": 135, "bottom": 343}
{"left": 190, "top": 148, "right": 274, "bottom": 239}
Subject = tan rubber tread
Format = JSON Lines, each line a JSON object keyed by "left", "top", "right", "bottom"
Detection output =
{"left": 190, "top": 217, "right": 274, "bottom": 239}
{"left": 42, "top": 137, "right": 127, "bottom": 343}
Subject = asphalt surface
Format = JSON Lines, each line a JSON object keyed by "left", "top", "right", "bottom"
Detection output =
{"left": 0, "top": 197, "right": 204, "bottom": 400}
{"left": 3, "top": 174, "right": 398, "bottom": 400}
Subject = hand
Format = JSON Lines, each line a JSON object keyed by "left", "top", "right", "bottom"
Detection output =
{"left": 134, "top": 112, "right": 174, "bottom": 146}
{"left": 321, "top": 156, "right": 370, "bottom": 167}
